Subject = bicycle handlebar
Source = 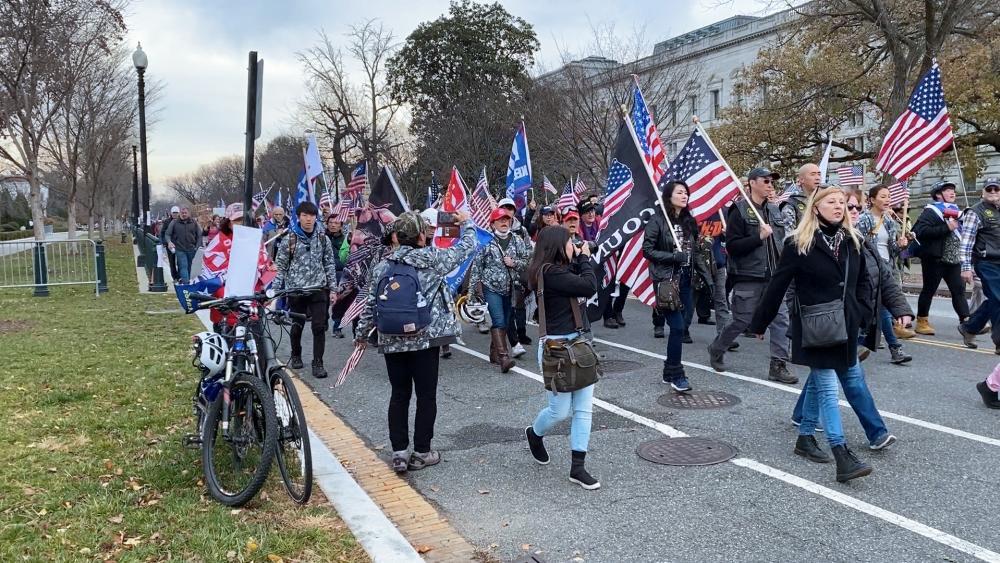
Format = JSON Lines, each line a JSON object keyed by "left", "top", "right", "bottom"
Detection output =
{"left": 188, "top": 286, "right": 326, "bottom": 313}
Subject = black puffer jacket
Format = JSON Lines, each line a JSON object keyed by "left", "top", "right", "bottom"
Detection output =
{"left": 749, "top": 226, "right": 873, "bottom": 372}
{"left": 912, "top": 206, "right": 952, "bottom": 260}
{"left": 861, "top": 240, "right": 913, "bottom": 350}
{"left": 642, "top": 212, "right": 701, "bottom": 282}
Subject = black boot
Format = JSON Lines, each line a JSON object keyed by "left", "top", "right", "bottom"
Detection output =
{"left": 614, "top": 313, "right": 626, "bottom": 327}
{"left": 311, "top": 361, "right": 328, "bottom": 379}
{"left": 289, "top": 355, "right": 303, "bottom": 369}
{"left": 976, "top": 381, "right": 1000, "bottom": 409}
{"left": 603, "top": 317, "right": 619, "bottom": 329}
{"left": 525, "top": 426, "right": 549, "bottom": 465}
{"left": 653, "top": 326, "right": 665, "bottom": 338}
{"left": 794, "top": 435, "right": 832, "bottom": 463}
{"left": 832, "top": 445, "right": 872, "bottom": 483}
{"left": 569, "top": 450, "right": 600, "bottom": 490}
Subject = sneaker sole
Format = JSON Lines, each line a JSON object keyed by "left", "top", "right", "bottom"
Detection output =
{"left": 524, "top": 427, "right": 550, "bottom": 465}
{"left": 869, "top": 435, "right": 897, "bottom": 450}
{"left": 957, "top": 326, "right": 979, "bottom": 348}
{"left": 671, "top": 383, "right": 691, "bottom": 393}
{"left": 793, "top": 449, "right": 832, "bottom": 463}
{"left": 768, "top": 376, "right": 799, "bottom": 385}
{"left": 569, "top": 477, "right": 601, "bottom": 490}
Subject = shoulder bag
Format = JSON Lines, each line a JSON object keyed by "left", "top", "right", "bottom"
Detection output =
{"left": 795, "top": 251, "right": 849, "bottom": 349}
{"left": 537, "top": 266, "right": 601, "bottom": 393}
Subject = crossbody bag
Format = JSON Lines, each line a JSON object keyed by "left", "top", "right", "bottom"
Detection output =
{"left": 795, "top": 251, "right": 850, "bottom": 349}
{"left": 537, "top": 266, "right": 600, "bottom": 393}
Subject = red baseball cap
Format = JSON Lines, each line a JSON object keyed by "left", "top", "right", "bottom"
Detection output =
{"left": 562, "top": 210, "right": 580, "bottom": 222}
{"left": 489, "top": 207, "right": 510, "bottom": 224}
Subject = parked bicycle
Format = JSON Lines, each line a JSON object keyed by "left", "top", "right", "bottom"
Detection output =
{"left": 184, "top": 287, "right": 320, "bottom": 506}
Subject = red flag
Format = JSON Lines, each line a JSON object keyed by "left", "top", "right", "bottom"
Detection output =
{"left": 434, "top": 168, "right": 471, "bottom": 248}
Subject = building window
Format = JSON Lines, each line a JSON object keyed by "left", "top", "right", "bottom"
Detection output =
{"left": 851, "top": 136, "right": 864, "bottom": 152}
{"left": 710, "top": 89, "right": 721, "bottom": 120}
{"left": 667, "top": 100, "right": 677, "bottom": 126}
{"left": 848, "top": 110, "right": 864, "bottom": 128}
{"left": 668, "top": 142, "right": 678, "bottom": 155}
{"left": 650, "top": 104, "right": 658, "bottom": 121}
{"left": 689, "top": 95, "right": 697, "bottom": 119}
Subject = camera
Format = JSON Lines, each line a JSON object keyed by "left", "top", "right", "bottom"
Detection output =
{"left": 436, "top": 211, "right": 460, "bottom": 239}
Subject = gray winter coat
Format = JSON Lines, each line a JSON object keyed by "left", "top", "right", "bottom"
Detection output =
{"left": 273, "top": 228, "right": 338, "bottom": 290}
{"left": 468, "top": 231, "right": 530, "bottom": 296}
{"left": 165, "top": 218, "right": 201, "bottom": 251}
{"left": 357, "top": 225, "right": 478, "bottom": 354}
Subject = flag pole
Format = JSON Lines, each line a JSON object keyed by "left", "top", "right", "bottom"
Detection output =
{"left": 619, "top": 105, "right": 679, "bottom": 248}
{"left": 953, "top": 146, "right": 971, "bottom": 208}
{"left": 693, "top": 116, "right": 766, "bottom": 226}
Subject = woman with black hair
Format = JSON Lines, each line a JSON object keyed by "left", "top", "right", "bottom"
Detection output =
{"left": 642, "top": 180, "right": 700, "bottom": 392}
{"left": 523, "top": 225, "right": 601, "bottom": 490}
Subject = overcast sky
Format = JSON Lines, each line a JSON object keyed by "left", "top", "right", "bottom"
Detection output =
{"left": 124, "top": 0, "right": 767, "bottom": 197}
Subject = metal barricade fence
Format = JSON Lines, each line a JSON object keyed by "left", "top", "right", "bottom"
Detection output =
{"left": 0, "top": 238, "right": 106, "bottom": 296}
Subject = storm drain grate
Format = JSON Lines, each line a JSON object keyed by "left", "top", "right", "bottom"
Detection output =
{"left": 657, "top": 390, "right": 741, "bottom": 409}
{"left": 599, "top": 359, "right": 644, "bottom": 374}
{"left": 636, "top": 437, "right": 738, "bottom": 466}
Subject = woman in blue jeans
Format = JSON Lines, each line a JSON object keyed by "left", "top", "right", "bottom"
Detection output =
{"left": 642, "top": 180, "right": 700, "bottom": 392}
{"left": 523, "top": 226, "right": 601, "bottom": 490}
{"left": 750, "top": 186, "right": 876, "bottom": 483}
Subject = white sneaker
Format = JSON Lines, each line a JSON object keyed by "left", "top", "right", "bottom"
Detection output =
{"left": 511, "top": 343, "right": 526, "bottom": 358}
{"left": 477, "top": 321, "right": 490, "bottom": 334}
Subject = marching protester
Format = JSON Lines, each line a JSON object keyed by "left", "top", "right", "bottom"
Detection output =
{"left": 355, "top": 210, "right": 477, "bottom": 472}
{"left": 779, "top": 163, "right": 822, "bottom": 227}
{"left": 497, "top": 199, "right": 534, "bottom": 349}
{"left": 263, "top": 206, "right": 290, "bottom": 258}
{"left": 857, "top": 185, "right": 915, "bottom": 340}
{"left": 325, "top": 215, "right": 349, "bottom": 338}
{"left": 579, "top": 200, "right": 601, "bottom": 243}
{"left": 529, "top": 204, "right": 559, "bottom": 239}
{"left": 562, "top": 207, "right": 581, "bottom": 241}
{"left": 161, "top": 205, "right": 181, "bottom": 281}
{"left": 789, "top": 189, "right": 903, "bottom": 453}
{"left": 749, "top": 186, "right": 875, "bottom": 483}
{"left": 643, "top": 180, "right": 700, "bottom": 391}
{"left": 693, "top": 216, "right": 730, "bottom": 335}
{"left": 164, "top": 206, "right": 202, "bottom": 285}
{"left": 524, "top": 225, "right": 601, "bottom": 490}
{"left": 708, "top": 168, "right": 797, "bottom": 384}
{"left": 958, "top": 178, "right": 1000, "bottom": 354}
{"left": 274, "top": 201, "right": 339, "bottom": 378}
{"left": 203, "top": 214, "right": 221, "bottom": 243}
{"left": 912, "top": 180, "right": 970, "bottom": 334}
{"left": 468, "top": 207, "right": 531, "bottom": 372}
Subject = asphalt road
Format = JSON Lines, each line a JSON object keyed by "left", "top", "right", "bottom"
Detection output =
{"left": 287, "top": 297, "right": 1000, "bottom": 563}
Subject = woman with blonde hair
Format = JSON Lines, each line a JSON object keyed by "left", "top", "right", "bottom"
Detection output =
{"left": 749, "top": 186, "right": 876, "bottom": 483}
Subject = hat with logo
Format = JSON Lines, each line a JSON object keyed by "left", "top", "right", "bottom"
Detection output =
{"left": 984, "top": 177, "right": 1000, "bottom": 189}
{"left": 747, "top": 167, "right": 780, "bottom": 181}
{"left": 579, "top": 201, "right": 596, "bottom": 214}
{"left": 930, "top": 180, "right": 957, "bottom": 198}
{"left": 489, "top": 207, "right": 511, "bottom": 224}
{"left": 497, "top": 197, "right": 517, "bottom": 209}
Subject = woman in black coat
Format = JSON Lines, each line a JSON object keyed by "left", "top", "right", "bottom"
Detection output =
{"left": 911, "top": 181, "right": 969, "bottom": 334}
{"left": 749, "top": 186, "right": 875, "bottom": 483}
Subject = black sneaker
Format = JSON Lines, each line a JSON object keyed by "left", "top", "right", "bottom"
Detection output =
{"left": 888, "top": 345, "right": 912, "bottom": 364}
{"left": 869, "top": 434, "right": 897, "bottom": 450}
{"left": 682, "top": 332, "right": 694, "bottom": 344}
{"left": 525, "top": 426, "right": 549, "bottom": 465}
{"left": 958, "top": 324, "right": 979, "bottom": 349}
{"left": 289, "top": 356, "right": 303, "bottom": 369}
{"left": 794, "top": 435, "right": 832, "bottom": 463}
{"left": 977, "top": 381, "right": 1000, "bottom": 409}
{"left": 653, "top": 326, "right": 665, "bottom": 338}
{"left": 440, "top": 345, "right": 452, "bottom": 359}
{"left": 603, "top": 318, "right": 620, "bottom": 329}
{"left": 312, "top": 363, "right": 328, "bottom": 379}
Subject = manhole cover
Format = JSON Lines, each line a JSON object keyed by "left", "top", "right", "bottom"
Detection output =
{"left": 600, "top": 359, "right": 643, "bottom": 374}
{"left": 636, "top": 437, "right": 737, "bottom": 466}
{"left": 657, "top": 390, "right": 741, "bottom": 409}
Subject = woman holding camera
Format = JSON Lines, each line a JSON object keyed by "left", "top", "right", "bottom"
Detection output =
{"left": 523, "top": 225, "right": 601, "bottom": 490}
{"left": 642, "top": 180, "right": 700, "bottom": 392}
{"left": 749, "top": 186, "right": 875, "bottom": 483}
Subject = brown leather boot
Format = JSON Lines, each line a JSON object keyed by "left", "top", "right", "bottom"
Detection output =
{"left": 490, "top": 328, "right": 514, "bottom": 373}
{"left": 489, "top": 334, "right": 499, "bottom": 364}
{"left": 915, "top": 316, "right": 935, "bottom": 335}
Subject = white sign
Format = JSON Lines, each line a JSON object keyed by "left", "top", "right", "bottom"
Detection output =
{"left": 156, "top": 245, "right": 170, "bottom": 271}
{"left": 224, "top": 225, "right": 262, "bottom": 297}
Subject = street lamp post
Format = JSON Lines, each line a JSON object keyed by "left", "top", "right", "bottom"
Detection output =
{"left": 131, "top": 144, "right": 139, "bottom": 238}
{"left": 133, "top": 42, "right": 166, "bottom": 292}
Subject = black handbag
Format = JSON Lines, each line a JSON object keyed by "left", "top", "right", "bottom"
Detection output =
{"left": 796, "top": 252, "right": 850, "bottom": 349}
{"left": 537, "top": 266, "right": 600, "bottom": 393}
{"left": 655, "top": 269, "right": 682, "bottom": 311}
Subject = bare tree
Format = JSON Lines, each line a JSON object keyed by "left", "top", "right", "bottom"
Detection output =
{"left": 167, "top": 156, "right": 245, "bottom": 206}
{"left": 0, "top": 0, "right": 127, "bottom": 239}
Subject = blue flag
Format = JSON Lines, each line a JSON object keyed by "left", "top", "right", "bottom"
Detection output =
{"left": 289, "top": 170, "right": 308, "bottom": 227}
{"left": 505, "top": 122, "right": 532, "bottom": 210}
{"left": 445, "top": 226, "right": 494, "bottom": 295}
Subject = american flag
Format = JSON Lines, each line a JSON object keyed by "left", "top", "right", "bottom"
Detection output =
{"left": 344, "top": 162, "right": 367, "bottom": 197}
{"left": 836, "top": 165, "right": 864, "bottom": 186}
{"left": 556, "top": 180, "right": 578, "bottom": 211}
{"left": 599, "top": 160, "right": 633, "bottom": 231}
{"left": 632, "top": 83, "right": 667, "bottom": 182}
{"left": 668, "top": 130, "right": 742, "bottom": 222}
{"left": 875, "top": 63, "right": 955, "bottom": 181}
{"left": 542, "top": 175, "right": 557, "bottom": 195}
{"left": 426, "top": 171, "right": 442, "bottom": 209}
{"left": 340, "top": 243, "right": 379, "bottom": 324}
{"left": 336, "top": 343, "right": 366, "bottom": 387}
{"left": 332, "top": 197, "right": 353, "bottom": 222}
{"left": 470, "top": 168, "right": 497, "bottom": 228}
{"left": 888, "top": 181, "right": 909, "bottom": 207}
{"left": 574, "top": 175, "right": 588, "bottom": 198}
{"left": 318, "top": 185, "right": 333, "bottom": 213}
{"left": 251, "top": 191, "right": 267, "bottom": 215}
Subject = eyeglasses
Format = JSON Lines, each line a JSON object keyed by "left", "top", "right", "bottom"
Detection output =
{"left": 756, "top": 178, "right": 772, "bottom": 184}
{"left": 847, "top": 204, "right": 862, "bottom": 211}
{"left": 986, "top": 186, "right": 1000, "bottom": 193}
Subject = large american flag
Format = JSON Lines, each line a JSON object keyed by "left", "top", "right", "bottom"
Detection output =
{"left": 556, "top": 179, "right": 578, "bottom": 211}
{"left": 599, "top": 160, "right": 633, "bottom": 231}
{"left": 888, "top": 181, "right": 909, "bottom": 207}
{"left": 426, "top": 172, "right": 442, "bottom": 209}
{"left": 344, "top": 162, "right": 367, "bottom": 198}
{"left": 542, "top": 175, "right": 558, "bottom": 195}
{"left": 668, "top": 130, "right": 742, "bottom": 222}
{"left": 470, "top": 168, "right": 497, "bottom": 228}
{"left": 875, "top": 63, "right": 954, "bottom": 181}
{"left": 836, "top": 165, "right": 864, "bottom": 186}
{"left": 632, "top": 84, "right": 666, "bottom": 182}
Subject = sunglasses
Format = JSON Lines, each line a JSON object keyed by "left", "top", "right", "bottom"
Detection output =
{"left": 755, "top": 178, "right": 772, "bottom": 184}
{"left": 986, "top": 186, "right": 1000, "bottom": 193}
{"left": 847, "top": 204, "right": 862, "bottom": 211}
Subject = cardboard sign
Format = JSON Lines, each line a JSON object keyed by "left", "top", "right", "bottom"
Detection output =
{"left": 224, "top": 225, "right": 263, "bottom": 297}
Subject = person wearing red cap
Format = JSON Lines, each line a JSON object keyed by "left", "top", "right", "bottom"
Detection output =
{"left": 468, "top": 207, "right": 531, "bottom": 372}
{"left": 562, "top": 207, "right": 581, "bottom": 241}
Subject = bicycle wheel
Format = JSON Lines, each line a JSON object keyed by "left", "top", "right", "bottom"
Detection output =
{"left": 272, "top": 369, "right": 312, "bottom": 504}
{"left": 201, "top": 372, "right": 278, "bottom": 507}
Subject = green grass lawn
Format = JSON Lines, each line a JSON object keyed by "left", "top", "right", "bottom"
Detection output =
{"left": 0, "top": 239, "right": 367, "bottom": 562}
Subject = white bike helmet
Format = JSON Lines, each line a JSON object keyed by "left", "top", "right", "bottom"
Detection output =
{"left": 192, "top": 331, "right": 228, "bottom": 376}
{"left": 459, "top": 299, "right": 488, "bottom": 325}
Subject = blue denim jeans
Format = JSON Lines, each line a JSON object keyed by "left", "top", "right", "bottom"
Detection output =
{"left": 175, "top": 248, "right": 197, "bottom": 284}
{"left": 484, "top": 288, "right": 512, "bottom": 330}
{"left": 533, "top": 331, "right": 594, "bottom": 452}
{"left": 792, "top": 362, "right": 889, "bottom": 447}
{"left": 661, "top": 269, "right": 693, "bottom": 368}
{"left": 798, "top": 368, "right": 846, "bottom": 448}
{"left": 965, "top": 262, "right": 1000, "bottom": 334}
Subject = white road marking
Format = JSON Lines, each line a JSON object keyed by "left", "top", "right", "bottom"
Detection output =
{"left": 593, "top": 337, "right": 1000, "bottom": 449}
{"left": 451, "top": 343, "right": 1000, "bottom": 562}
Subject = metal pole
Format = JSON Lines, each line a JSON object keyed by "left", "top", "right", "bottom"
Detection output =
{"left": 243, "top": 51, "right": 258, "bottom": 223}
{"left": 953, "top": 146, "right": 971, "bottom": 208}
{"left": 137, "top": 67, "right": 150, "bottom": 239}
{"left": 131, "top": 144, "right": 139, "bottom": 235}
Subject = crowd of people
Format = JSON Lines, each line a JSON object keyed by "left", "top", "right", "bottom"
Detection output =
{"left": 173, "top": 165, "right": 1000, "bottom": 489}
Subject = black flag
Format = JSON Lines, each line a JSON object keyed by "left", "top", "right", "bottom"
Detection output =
{"left": 369, "top": 166, "right": 410, "bottom": 216}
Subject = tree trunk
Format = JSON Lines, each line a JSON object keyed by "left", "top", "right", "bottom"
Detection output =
{"left": 67, "top": 191, "right": 78, "bottom": 240}
{"left": 87, "top": 212, "right": 94, "bottom": 240}
{"left": 28, "top": 158, "right": 46, "bottom": 241}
